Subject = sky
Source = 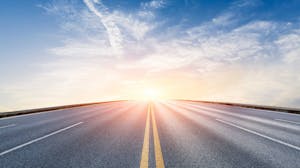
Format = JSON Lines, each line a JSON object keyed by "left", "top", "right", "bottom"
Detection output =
{"left": 1, "top": 0, "right": 300, "bottom": 111}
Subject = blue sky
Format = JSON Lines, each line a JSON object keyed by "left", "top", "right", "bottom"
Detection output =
{"left": 1, "top": 0, "right": 300, "bottom": 111}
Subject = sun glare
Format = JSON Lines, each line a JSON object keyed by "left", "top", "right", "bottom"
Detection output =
{"left": 143, "top": 88, "right": 161, "bottom": 100}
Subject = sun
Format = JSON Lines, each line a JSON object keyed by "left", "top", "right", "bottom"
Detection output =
{"left": 143, "top": 88, "right": 161, "bottom": 100}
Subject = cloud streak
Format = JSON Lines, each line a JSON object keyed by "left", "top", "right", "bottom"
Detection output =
{"left": 83, "top": 0, "right": 123, "bottom": 52}
{"left": 141, "top": 0, "right": 166, "bottom": 9}
{"left": 2, "top": 0, "right": 300, "bottom": 111}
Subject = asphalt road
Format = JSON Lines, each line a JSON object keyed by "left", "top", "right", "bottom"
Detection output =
{"left": 0, "top": 100, "right": 299, "bottom": 168}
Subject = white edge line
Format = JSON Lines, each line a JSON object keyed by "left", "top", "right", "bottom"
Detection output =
{"left": 0, "top": 122, "right": 83, "bottom": 156}
{"left": 0, "top": 124, "right": 16, "bottom": 129}
{"left": 216, "top": 119, "right": 300, "bottom": 151}
{"left": 274, "top": 119, "right": 300, "bottom": 125}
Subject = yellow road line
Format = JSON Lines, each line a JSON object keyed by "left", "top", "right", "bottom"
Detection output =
{"left": 140, "top": 105, "right": 151, "bottom": 168}
{"left": 150, "top": 103, "right": 165, "bottom": 168}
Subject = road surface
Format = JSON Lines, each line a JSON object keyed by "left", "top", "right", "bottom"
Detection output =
{"left": 0, "top": 100, "right": 299, "bottom": 168}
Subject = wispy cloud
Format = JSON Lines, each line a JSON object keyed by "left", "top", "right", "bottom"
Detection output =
{"left": 83, "top": 0, "right": 123, "bottom": 52}
{"left": 2, "top": 0, "right": 300, "bottom": 111}
{"left": 46, "top": 0, "right": 300, "bottom": 106}
{"left": 141, "top": 0, "right": 166, "bottom": 9}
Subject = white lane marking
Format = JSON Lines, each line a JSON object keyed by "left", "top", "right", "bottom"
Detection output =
{"left": 0, "top": 122, "right": 83, "bottom": 156}
{"left": 0, "top": 124, "right": 16, "bottom": 129}
{"left": 275, "top": 119, "right": 300, "bottom": 125}
{"left": 216, "top": 119, "right": 300, "bottom": 151}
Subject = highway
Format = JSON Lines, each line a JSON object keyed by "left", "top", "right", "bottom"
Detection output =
{"left": 0, "top": 100, "right": 299, "bottom": 168}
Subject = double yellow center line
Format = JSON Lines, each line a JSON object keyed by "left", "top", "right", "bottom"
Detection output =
{"left": 140, "top": 103, "right": 165, "bottom": 168}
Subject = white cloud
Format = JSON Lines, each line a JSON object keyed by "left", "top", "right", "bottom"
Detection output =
{"left": 141, "top": 0, "right": 166, "bottom": 9}
{"left": 232, "top": 0, "right": 261, "bottom": 8}
{"left": 3, "top": 0, "right": 300, "bottom": 111}
{"left": 276, "top": 29, "right": 300, "bottom": 63}
{"left": 81, "top": 0, "right": 155, "bottom": 55}
{"left": 233, "top": 21, "right": 276, "bottom": 33}
{"left": 83, "top": 0, "right": 123, "bottom": 51}
{"left": 110, "top": 11, "right": 154, "bottom": 40}
{"left": 212, "top": 13, "right": 235, "bottom": 26}
{"left": 49, "top": 39, "right": 111, "bottom": 57}
{"left": 38, "top": 1, "right": 300, "bottom": 108}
